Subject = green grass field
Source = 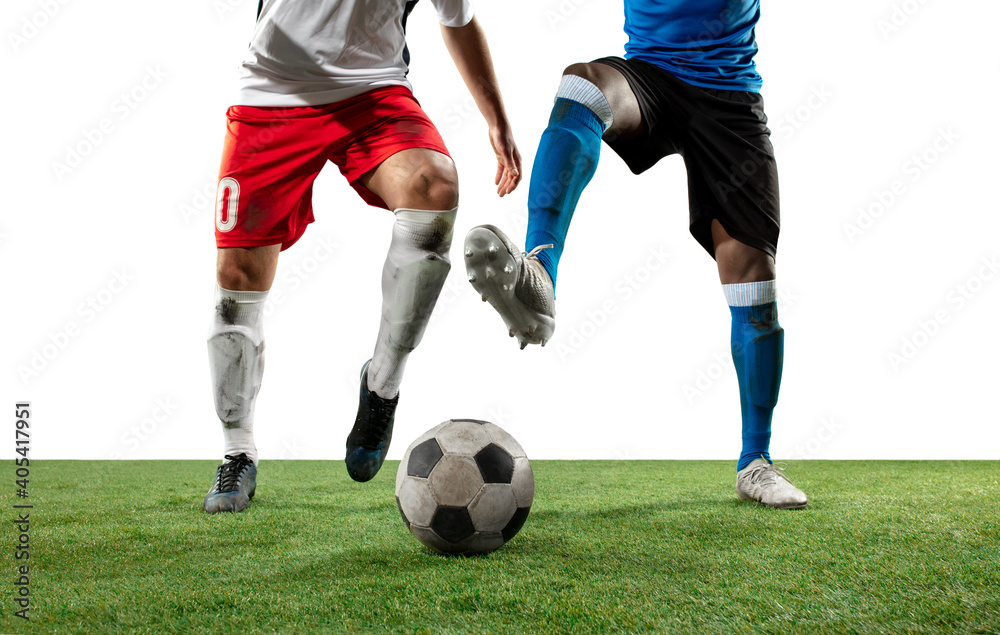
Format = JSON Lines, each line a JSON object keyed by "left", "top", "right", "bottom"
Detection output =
{"left": 3, "top": 460, "right": 998, "bottom": 634}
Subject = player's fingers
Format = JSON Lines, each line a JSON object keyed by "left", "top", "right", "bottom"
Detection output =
{"left": 509, "top": 165, "right": 523, "bottom": 192}
{"left": 502, "top": 166, "right": 520, "bottom": 195}
{"left": 497, "top": 172, "right": 510, "bottom": 197}
{"left": 505, "top": 150, "right": 520, "bottom": 179}
{"left": 496, "top": 170, "right": 511, "bottom": 196}
{"left": 495, "top": 162, "right": 504, "bottom": 186}
{"left": 503, "top": 171, "right": 515, "bottom": 194}
{"left": 499, "top": 170, "right": 517, "bottom": 197}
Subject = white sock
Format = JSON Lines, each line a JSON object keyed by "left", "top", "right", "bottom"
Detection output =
{"left": 722, "top": 280, "right": 776, "bottom": 307}
{"left": 555, "top": 74, "right": 614, "bottom": 129}
{"left": 368, "top": 208, "right": 457, "bottom": 399}
{"left": 207, "top": 285, "right": 268, "bottom": 465}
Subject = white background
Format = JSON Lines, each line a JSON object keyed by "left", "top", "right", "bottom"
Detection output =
{"left": 2, "top": 0, "right": 998, "bottom": 462}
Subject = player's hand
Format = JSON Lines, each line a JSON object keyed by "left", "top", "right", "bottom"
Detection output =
{"left": 489, "top": 124, "right": 522, "bottom": 197}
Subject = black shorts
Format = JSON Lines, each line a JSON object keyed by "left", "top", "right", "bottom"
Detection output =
{"left": 594, "top": 56, "right": 780, "bottom": 259}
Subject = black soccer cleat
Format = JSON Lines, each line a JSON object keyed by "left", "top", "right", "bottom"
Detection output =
{"left": 204, "top": 453, "right": 257, "bottom": 513}
{"left": 345, "top": 359, "right": 399, "bottom": 482}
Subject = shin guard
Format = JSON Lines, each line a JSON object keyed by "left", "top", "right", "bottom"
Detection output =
{"left": 368, "top": 208, "right": 456, "bottom": 398}
{"left": 524, "top": 75, "right": 610, "bottom": 289}
{"left": 726, "top": 281, "right": 783, "bottom": 471}
{"left": 207, "top": 286, "right": 266, "bottom": 464}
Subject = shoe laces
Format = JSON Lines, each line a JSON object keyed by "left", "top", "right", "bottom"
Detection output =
{"left": 359, "top": 395, "right": 396, "bottom": 451}
{"left": 744, "top": 459, "right": 793, "bottom": 487}
{"left": 216, "top": 453, "right": 252, "bottom": 493}
{"left": 523, "top": 244, "right": 553, "bottom": 260}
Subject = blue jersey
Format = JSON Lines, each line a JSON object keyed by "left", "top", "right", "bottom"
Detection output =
{"left": 624, "top": 0, "right": 762, "bottom": 92}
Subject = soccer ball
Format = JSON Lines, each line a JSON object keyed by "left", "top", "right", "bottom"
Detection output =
{"left": 395, "top": 419, "right": 534, "bottom": 555}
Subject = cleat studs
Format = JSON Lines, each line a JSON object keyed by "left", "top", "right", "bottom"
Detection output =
{"left": 465, "top": 248, "right": 473, "bottom": 258}
{"left": 502, "top": 284, "right": 510, "bottom": 292}
{"left": 503, "top": 263, "right": 513, "bottom": 275}
{"left": 488, "top": 243, "right": 499, "bottom": 255}
{"left": 509, "top": 329, "right": 515, "bottom": 338}
{"left": 541, "top": 339, "right": 547, "bottom": 347}
{"left": 486, "top": 269, "right": 495, "bottom": 280}
{"left": 468, "top": 272, "right": 477, "bottom": 283}
{"left": 481, "top": 294, "right": 489, "bottom": 302}
{"left": 519, "top": 340, "right": 528, "bottom": 350}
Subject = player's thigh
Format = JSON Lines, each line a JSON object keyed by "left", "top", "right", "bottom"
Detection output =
{"left": 563, "top": 62, "right": 643, "bottom": 140}
{"left": 214, "top": 104, "right": 329, "bottom": 277}
{"left": 361, "top": 148, "right": 459, "bottom": 211}
{"left": 217, "top": 245, "right": 281, "bottom": 292}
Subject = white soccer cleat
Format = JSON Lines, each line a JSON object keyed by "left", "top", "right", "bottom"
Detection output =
{"left": 736, "top": 457, "right": 808, "bottom": 509}
{"left": 464, "top": 225, "right": 556, "bottom": 349}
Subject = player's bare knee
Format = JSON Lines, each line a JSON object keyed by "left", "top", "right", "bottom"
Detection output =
{"left": 563, "top": 62, "right": 616, "bottom": 95}
{"left": 715, "top": 236, "right": 775, "bottom": 285}
{"left": 721, "top": 256, "right": 774, "bottom": 285}
{"left": 563, "top": 62, "right": 597, "bottom": 83}
{"left": 217, "top": 256, "right": 269, "bottom": 291}
{"left": 425, "top": 177, "right": 459, "bottom": 211}
{"left": 561, "top": 62, "right": 639, "bottom": 139}
{"left": 407, "top": 161, "right": 459, "bottom": 210}
{"left": 216, "top": 246, "right": 279, "bottom": 291}
{"left": 216, "top": 261, "right": 251, "bottom": 292}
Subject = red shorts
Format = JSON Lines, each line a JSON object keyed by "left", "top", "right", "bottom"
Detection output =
{"left": 214, "top": 85, "right": 451, "bottom": 251}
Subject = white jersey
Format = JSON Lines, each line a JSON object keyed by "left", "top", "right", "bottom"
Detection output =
{"left": 236, "top": 0, "right": 474, "bottom": 106}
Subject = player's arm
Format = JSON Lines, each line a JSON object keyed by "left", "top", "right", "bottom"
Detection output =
{"left": 440, "top": 16, "right": 522, "bottom": 197}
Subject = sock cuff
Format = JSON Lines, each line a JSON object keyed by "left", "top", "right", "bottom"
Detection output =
{"left": 722, "top": 280, "right": 776, "bottom": 307}
{"left": 392, "top": 207, "right": 457, "bottom": 248}
{"left": 216, "top": 285, "right": 268, "bottom": 304}
{"left": 215, "top": 285, "right": 268, "bottom": 326}
{"left": 555, "top": 74, "right": 613, "bottom": 130}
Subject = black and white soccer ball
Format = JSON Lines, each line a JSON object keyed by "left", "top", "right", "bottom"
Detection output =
{"left": 395, "top": 419, "right": 534, "bottom": 555}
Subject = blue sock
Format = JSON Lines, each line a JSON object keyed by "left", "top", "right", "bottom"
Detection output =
{"left": 524, "top": 98, "right": 606, "bottom": 290}
{"left": 727, "top": 287, "right": 784, "bottom": 472}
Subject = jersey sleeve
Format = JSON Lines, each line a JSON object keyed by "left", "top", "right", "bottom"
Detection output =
{"left": 431, "top": 0, "right": 474, "bottom": 28}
